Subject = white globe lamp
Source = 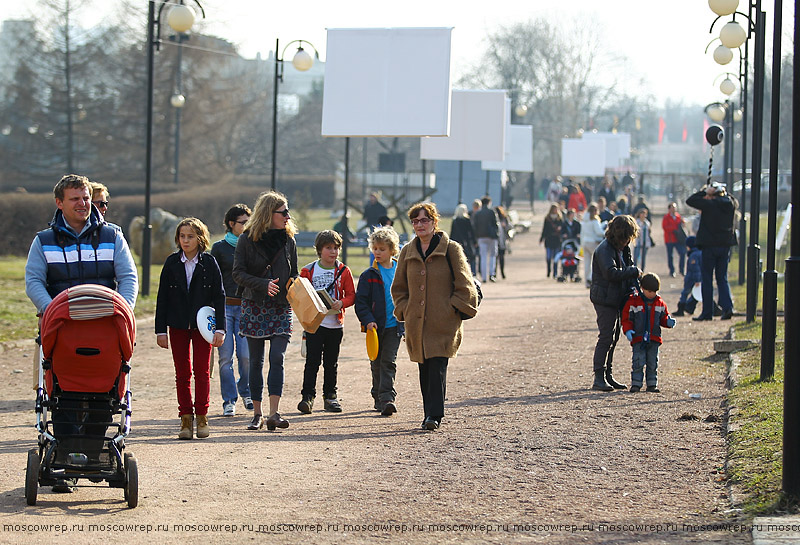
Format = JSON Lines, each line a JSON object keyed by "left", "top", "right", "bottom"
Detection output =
{"left": 707, "top": 104, "right": 727, "bottom": 123}
{"left": 171, "top": 94, "right": 186, "bottom": 108}
{"left": 708, "top": 0, "right": 739, "bottom": 16}
{"left": 167, "top": 5, "right": 196, "bottom": 33}
{"left": 720, "top": 77, "right": 736, "bottom": 96}
{"left": 291, "top": 47, "right": 314, "bottom": 71}
{"left": 713, "top": 45, "right": 734, "bottom": 65}
{"left": 720, "top": 21, "right": 747, "bottom": 48}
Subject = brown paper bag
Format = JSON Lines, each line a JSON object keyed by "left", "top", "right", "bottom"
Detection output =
{"left": 286, "top": 277, "right": 327, "bottom": 334}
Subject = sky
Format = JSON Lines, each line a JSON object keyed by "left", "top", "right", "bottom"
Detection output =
{"left": 0, "top": 0, "right": 794, "bottom": 108}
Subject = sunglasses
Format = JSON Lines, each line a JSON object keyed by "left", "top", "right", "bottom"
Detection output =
{"left": 410, "top": 217, "right": 431, "bottom": 226}
{"left": 274, "top": 209, "right": 290, "bottom": 217}
{"left": 93, "top": 201, "right": 109, "bottom": 208}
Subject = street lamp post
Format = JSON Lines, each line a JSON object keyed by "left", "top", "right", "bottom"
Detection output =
{"left": 143, "top": 0, "right": 204, "bottom": 296}
{"left": 270, "top": 39, "right": 318, "bottom": 191}
{"left": 170, "top": 32, "right": 189, "bottom": 185}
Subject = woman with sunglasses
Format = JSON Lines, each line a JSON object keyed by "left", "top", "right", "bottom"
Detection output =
{"left": 90, "top": 181, "right": 110, "bottom": 217}
{"left": 391, "top": 202, "right": 479, "bottom": 431}
{"left": 232, "top": 191, "right": 298, "bottom": 431}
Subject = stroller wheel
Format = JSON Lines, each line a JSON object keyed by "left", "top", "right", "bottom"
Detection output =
{"left": 123, "top": 453, "right": 138, "bottom": 508}
{"left": 25, "top": 448, "right": 40, "bottom": 506}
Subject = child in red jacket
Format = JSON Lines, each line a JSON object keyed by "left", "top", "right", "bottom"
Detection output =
{"left": 297, "top": 230, "right": 355, "bottom": 413}
{"left": 621, "top": 273, "right": 676, "bottom": 392}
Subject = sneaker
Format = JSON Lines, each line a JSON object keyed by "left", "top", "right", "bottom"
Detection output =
{"left": 243, "top": 397, "right": 254, "bottom": 410}
{"left": 381, "top": 401, "right": 397, "bottom": 416}
{"left": 222, "top": 401, "right": 235, "bottom": 417}
{"left": 646, "top": 385, "right": 660, "bottom": 393}
{"left": 324, "top": 397, "right": 342, "bottom": 413}
{"left": 629, "top": 385, "right": 641, "bottom": 393}
{"left": 297, "top": 396, "right": 314, "bottom": 414}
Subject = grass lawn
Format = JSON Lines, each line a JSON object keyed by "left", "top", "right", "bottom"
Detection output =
{"left": 726, "top": 319, "right": 796, "bottom": 514}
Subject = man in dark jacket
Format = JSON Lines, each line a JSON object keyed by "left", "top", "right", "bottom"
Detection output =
{"left": 472, "top": 195, "right": 499, "bottom": 282}
{"left": 686, "top": 183, "right": 736, "bottom": 321}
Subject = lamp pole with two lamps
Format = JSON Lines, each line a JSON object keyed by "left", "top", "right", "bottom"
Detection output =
{"left": 169, "top": 31, "right": 189, "bottom": 185}
{"left": 270, "top": 39, "right": 318, "bottom": 191}
{"left": 143, "top": 0, "right": 204, "bottom": 296}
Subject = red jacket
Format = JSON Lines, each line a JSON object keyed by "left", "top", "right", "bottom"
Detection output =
{"left": 621, "top": 293, "right": 673, "bottom": 345}
{"left": 661, "top": 213, "right": 684, "bottom": 244}
{"left": 567, "top": 191, "right": 587, "bottom": 212}
{"left": 299, "top": 260, "right": 355, "bottom": 326}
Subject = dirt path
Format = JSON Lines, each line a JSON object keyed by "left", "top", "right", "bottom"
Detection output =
{"left": 0, "top": 207, "right": 749, "bottom": 544}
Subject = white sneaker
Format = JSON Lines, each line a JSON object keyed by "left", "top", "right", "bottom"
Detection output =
{"left": 223, "top": 401, "right": 235, "bottom": 417}
{"left": 243, "top": 396, "right": 253, "bottom": 410}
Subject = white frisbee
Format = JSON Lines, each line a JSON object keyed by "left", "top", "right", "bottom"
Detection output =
{"left": 691, "top": 284, "right": 703, "bottom": 302}
{"left": 196, "top": 306, "right": 216, "bottom": 344}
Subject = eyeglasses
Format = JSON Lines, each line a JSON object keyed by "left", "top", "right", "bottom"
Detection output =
{"left": 274, "top": 209, "right": 290, "bottom": 217}
{"left": 410, "top": 217, "right": 431, "bottom": 226}
{"left": 93, "top": 201, "right": 109, "bottom": 209}
{"left": 234, "top": 219, "right": 249, "bottom": 225}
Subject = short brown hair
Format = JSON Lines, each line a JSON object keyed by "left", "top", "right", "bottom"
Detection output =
{"left": 368, "top": 226, "right": 400, "bottom": 256}
{"left": 54, "top": 174, "right": 91, "bottom": 201}
{"left": 175, "top": 217, "right": 211, "bottom": 253}
{"left": 224, "top": 203, "right": 252, "bottom": 232}
{"left": 640, "top": 272, "right": 661, "bottom": 292}
{"left": 605, "top": 215, "right": 639, "bottom": 249}
{"left": 314, "top": 229, "right": 342, "bottom": 255}
{"left": 407, "top": 202, "right": 440, "bottom": 230}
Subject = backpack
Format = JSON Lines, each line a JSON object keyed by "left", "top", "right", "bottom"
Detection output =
{"left": 444, "top": 244, "right": 482, "bottom": 319}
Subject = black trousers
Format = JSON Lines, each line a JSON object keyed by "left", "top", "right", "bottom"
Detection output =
{"left": 418, "top": 357, "right": 448, "bottom": 420}
{"left": 592, "top": 303, "right": 621, "bottom": 373}
{"left": 301, "top": 326, "right": 343, "bottom": 398}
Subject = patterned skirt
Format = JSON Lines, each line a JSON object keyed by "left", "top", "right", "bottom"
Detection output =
{"left": 240, "top": 299, "right": 293, "bottom": 339}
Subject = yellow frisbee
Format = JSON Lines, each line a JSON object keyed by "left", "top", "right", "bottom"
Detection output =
{"left": 366, "top": 328, "right": 379, "bottom": 361}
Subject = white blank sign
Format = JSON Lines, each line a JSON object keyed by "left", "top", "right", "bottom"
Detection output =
{"left": 482, "top": 125, "right": 533, "bottom": 172}
{"left": 420, "top": 90, "right": 507, "bottom": 161}
{"left": 561, "top": 139, "right": 606, "bottom": 176}
{"left": 321, "top": 28, "right": 453, "bottom": 137}
{"left": 582, "top": 131, "right": 631, "bottom": 167}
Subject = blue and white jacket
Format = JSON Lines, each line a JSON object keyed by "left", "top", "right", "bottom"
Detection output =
{"left": 25, "top": 207, "right": 138, "bottom": 314}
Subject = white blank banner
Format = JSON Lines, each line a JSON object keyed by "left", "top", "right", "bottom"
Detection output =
{"left": 561, "top": 138, "right": 606, "bottom": 176}
{"left": 482, "top": 125, "right": 533, "bottom": 172}
{"left": 420, "top": 89, "right": 507, "bottom": 161}
{"left": 582, "top": 131, "right": 631, "bottom": 167}
{"left": 321, "top": 28, "right": 453, "bottom": 137}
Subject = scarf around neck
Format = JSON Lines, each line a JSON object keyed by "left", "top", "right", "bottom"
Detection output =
{"left": 225, "top": 232, "right": 239, "bottom": 248}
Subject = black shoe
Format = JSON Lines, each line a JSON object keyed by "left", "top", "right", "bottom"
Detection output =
{"left": 422, "top": 417, "right": 440, "bottom": 430}
{"left": 629, "top": 385, "right": 641, "bottom": 393}
{"left": 381, "top": 401, "right": 397, "bottom": 416}
{"left": 605, "top": 374, "right": 627, "bottom": 390}
{"left": 266, "top": 413, "right": 289, "bottom": 431}
{"left": 713, "top": 303, "right": 723, "bottom": 316}
{"left": 489, "top": 276, "right": 497, "bottom": 282}
{"left": 297, "top": 396, "right": 313, "bottom": 414}
{"left": 646, "top": 386, "right": 660, "bottom": 393}
{"left": 720, "top": 310, "right": 733, "bottom": 320}
{"left": 693, "top": 316, "right": 712, "bottom": 322}
{"left": 591, "top": 370, "right": 613, "bottom": 392}
{"left": 52, "top": 478, "right": 77, "bottom": 493}
{"left": 246, "top": 414, "right": 263, "bottom": 430}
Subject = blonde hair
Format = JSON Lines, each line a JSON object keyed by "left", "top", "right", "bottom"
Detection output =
{"left": 407, "top": 202, "right": 440, "bottom": 231}
{"left": 245, "top": 191, "right": 297, "bottom": 241}
{"left": 368, "top": 226, "right": 400, "bottom": 256}
{"left": 175, "top": 217, "right": 211, "bottom": 253}
{"left": 453, "top": 203, "right": 469, "bottom": 219}
{"left": 90, "top": 181, "right": 109, "bottom": 200}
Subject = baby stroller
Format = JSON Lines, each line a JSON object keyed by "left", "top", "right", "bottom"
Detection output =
{"left": 557, "top": 238, "right": 582, "bottom": 283}
{"left": 26, "top": 284, "right": 138, "bottom": 508}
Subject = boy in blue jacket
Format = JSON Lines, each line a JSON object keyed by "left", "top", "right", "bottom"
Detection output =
{"left": 621, "top": 272, "right": 676, "bottom": 392}
{"left": 355, "top": 226, "right": 404, "bottom": 416}
{"left": 672, "top": 236, "right": 702, "bottom": 317}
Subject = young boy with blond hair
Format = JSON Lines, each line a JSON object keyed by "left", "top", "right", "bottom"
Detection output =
{"left": 355, "top": 226, "right": 405, "bottom": 415}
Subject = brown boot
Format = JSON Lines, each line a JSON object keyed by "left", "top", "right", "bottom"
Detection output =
{"left": 196, "top": 415, "right": 210, "bottom": 438}
{"left": 178, "top": 414, "right": 193, "bottom": 440}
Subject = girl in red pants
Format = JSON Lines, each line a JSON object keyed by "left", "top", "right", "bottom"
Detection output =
{"left": 156, "top": 218, "right": 225, "bottom": 439}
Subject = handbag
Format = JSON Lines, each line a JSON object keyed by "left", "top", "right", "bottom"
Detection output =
{"left": 444, "top": 244, "right": 482, "bottom": 320}
{"left": 674, "top": 224, "right": 687, "bottom": 245}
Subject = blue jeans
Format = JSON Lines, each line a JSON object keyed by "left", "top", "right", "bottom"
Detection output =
{"left": 217, "top": 304, "right": 250, "bottom": 403}
{"left": 699, "top": 246, "right": 733, "bottom": 319}
{"left": 633, "top": 244, "right": 648, "bottom": 270}
{"left": 631, "top": 342, "right": 660, "bottom": 387}
{"left": 665, "top": 242, "right": 686, "bottom": 275}
{"left": 247, "top": 335, "right": 289, "bottom": 400}
{"left": 477, "top": 238, "right": 498, "bottom": 281}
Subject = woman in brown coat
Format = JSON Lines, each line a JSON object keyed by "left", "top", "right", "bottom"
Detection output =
{"left": 392, "top": 202, "right": 479, "bottom": 430}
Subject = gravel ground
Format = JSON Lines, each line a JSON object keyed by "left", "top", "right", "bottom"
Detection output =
{"left": 0, "top": 207, "right": 750, "bottom": 544}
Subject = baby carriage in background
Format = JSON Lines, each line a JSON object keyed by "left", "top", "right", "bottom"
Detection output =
{"left": 26, "top": 284, "right": 138, "bottom": 508}
{"left": 556, "top": 238, "right": 582, "bottom": 283}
